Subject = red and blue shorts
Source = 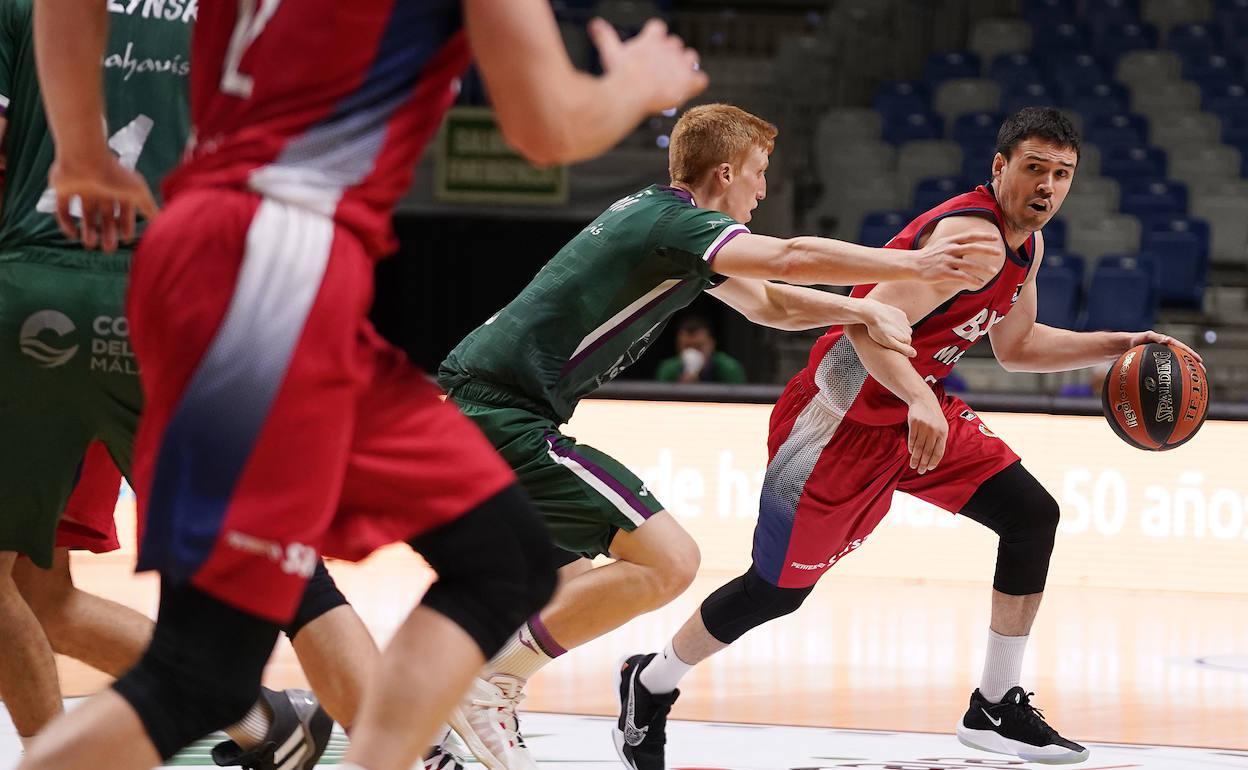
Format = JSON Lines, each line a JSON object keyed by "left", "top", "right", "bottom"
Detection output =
{"left": 753, "top": 375, "right": 1020, "bottom": 588}
{"left": 127, "top": 189, "right": 516, "bottom": 623}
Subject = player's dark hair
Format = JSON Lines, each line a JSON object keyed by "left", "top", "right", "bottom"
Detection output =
{"left": 995, "top": 107, "right": 1081, "bottom": 160}
{"left": 678, "top": 315, "right": 712, "bottom": 335}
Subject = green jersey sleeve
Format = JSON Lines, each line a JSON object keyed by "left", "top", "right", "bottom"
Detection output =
{"left": 654, "top": 205, "right": 749, "bottom": 282}
{"left": 0, "top": 1, "right": 21, "bottom": 113}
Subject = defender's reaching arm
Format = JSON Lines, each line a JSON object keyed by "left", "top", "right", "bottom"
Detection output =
{"left": 708, "top": 279, "right": 917, "bottom": 357}
{"left": 712, "top": 229, "right": 1002, "bottom": 288}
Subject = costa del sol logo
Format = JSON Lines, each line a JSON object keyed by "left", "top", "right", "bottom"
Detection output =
{"left": 19, "top": 310, "right": 79, "bottom": 368}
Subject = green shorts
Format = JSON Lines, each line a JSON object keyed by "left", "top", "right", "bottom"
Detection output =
{"left": 0, "top": 247, "right": 139, "bottom": 565}
{"left": 451, "top": 385, "right": 665, "bottom": 559}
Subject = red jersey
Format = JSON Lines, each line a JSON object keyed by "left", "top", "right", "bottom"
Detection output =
{"left": 802, "top": 184, "right": 1037, "bottom": 426}
{"left": 163, "top": 0, "right": 470, "bottom": 258}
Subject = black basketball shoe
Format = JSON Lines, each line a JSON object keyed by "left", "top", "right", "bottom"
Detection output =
{"left": 211, "top": 688, "right": 333, "bottom": 770}
{"left": 957, "top": 687, "right": 1089, "bottom": 765}
{"left": 611, "top": 654, "right": 680, "bottom": 770}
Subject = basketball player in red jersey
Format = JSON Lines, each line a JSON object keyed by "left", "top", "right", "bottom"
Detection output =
{"left": 616, "top": 108, "right": 1204, "bottom": 769}
{"left": 24, "top": 3, "right": 708, "bottom": 770}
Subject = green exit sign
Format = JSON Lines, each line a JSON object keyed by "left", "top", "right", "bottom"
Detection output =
{"left": 435, "top": 107, "right": 568, "bottom": 205}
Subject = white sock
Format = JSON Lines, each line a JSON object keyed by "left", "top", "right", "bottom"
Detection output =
{"left": 638, "top": 641, "right": 694, "bottom": 694}
{"left": 489, "top": 618, "right": 562, "bottom": 681}
{"left": 223, "top": 697, "right": 273, "bottom": 750}
{"left": 980, "top": 629, "right": 1029, "bottom": 703}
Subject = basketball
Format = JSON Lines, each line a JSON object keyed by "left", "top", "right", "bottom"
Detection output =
{"left": 1102, "top": 343, "right": 1209, "bottom": 451}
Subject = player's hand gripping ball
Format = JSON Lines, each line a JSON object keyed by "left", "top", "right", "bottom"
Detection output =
{"left": 1102, "top": 343, "right": 1209, "bottom": 450}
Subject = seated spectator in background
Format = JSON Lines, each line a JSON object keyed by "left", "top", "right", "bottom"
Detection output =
{"left": 657, "top": 315, "right": 747, "bottom": 384}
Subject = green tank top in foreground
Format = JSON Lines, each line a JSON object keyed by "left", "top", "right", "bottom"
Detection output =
{"left": 0, "top": 0, "right": 192, "bottom": 251}
{"left": 439, "top": 184, "right": 749, "bottom": 424}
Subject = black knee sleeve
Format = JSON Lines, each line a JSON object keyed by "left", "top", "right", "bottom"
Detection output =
{"left": 410, "top": 483, "right": 556, "bottom": 659}
{"left": 960, "top": 462, "right": 1060, "bottom": 596}
{"left": 283, "top": 558, "right": 349, "bottom": 641}
{"left": 113, "top": 583, "right": 281, "bottom": 760}
{"left": 699, "top": 565, "right": 813, "bottom": 644}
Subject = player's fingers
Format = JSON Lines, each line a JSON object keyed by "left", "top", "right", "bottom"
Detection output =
{"left": 79, "top": 200, "right": 100, "bottom": 250}
{"left": 895, "top": 339, "right": 918, "bottom": 358}
{"left": 588, "top": 18, "right": 623, "bottom": 66}
{"left": 119, "top": 200, "right": 137, "bottom": 243}
{"left": 134, "top": 185, "right": 159, "bottom": 221}
{"left": 638, "top": 17, "right": 669, "bottom": 40}
{"left": 913, "top": 429, "right": 933, "bottom": 473}
{"left": 928, "top": 432, "right": 948, "bottom": 472}
{"left": 55, "top": 195, "right": 77, "bottom": 241}
{"left": 100, "top": 206, "right": 119, "bottom": 254}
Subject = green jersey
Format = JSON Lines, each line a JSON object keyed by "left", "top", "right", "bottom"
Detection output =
{"left": 439, "top": 184, "right": 749, "bottom": 423}
{"left": 0, "top": 0, "right": 192, "bottom": 251}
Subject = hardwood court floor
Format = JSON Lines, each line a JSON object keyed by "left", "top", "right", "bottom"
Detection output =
{"left": 51, "top": 544, "right": 1248, "bottom": 751}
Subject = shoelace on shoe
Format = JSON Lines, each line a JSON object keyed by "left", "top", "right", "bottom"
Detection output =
{"left": 1014, "top": 691, "right": 1060, "bottom": 737}
{"left": 470, "top": 681, "right": 528, "bottom": 749}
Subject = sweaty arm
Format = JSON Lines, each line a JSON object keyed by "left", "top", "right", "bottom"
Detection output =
{"left": 708, "top": 278, "right": 917, "bottom": 357}
{"left": 988, "top": 232, "right": 1202, "bottom": 371}
{"left": 34, "top": 0, "right": 155, "bottom": 248}
{"left": 845, "top": 215, "right": 1006, "bottom": 474}
{"left": 711, "top": 229, "right": 1002, "bottom": 288}
{"left": 465, "top": 0, "right": 706, "bottom": 166}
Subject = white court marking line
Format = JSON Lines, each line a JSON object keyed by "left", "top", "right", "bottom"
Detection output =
{"left": 2, "top": 705, "right": 1246, "bottom": 769}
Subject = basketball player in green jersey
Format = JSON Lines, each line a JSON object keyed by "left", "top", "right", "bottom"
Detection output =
{"left": 0, "top": 3, "right": 378, "bottom": 766}
{"left": 435, "top": 103, "right": 1002, "bottom": 770}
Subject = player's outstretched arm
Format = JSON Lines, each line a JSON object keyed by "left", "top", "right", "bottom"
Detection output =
{"left": 34, "top": 0, "right": 156, "bottom": 251}
{"left": 465, "top": 1, "right": 706, "bottom": 166}
{"left": 707, "top": 278, "right": 917, "bottom": 357}
{"left": 988, "top": 233, "right": 1204, "bottom": 372}
{"left": 711, "top": 229, "right": 1001, "bottom": 288}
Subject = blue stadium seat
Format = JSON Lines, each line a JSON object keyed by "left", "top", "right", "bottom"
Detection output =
{"left": 1086, "top": 0, "right": 1140, "bottom": 30}
{"left": 924, "top": 52, "right": 981, "bottom": 88}
{"left": 1065, "top": 82, "right": 1131, "bottom": 119}
{"left": 952, "top": 111, "right": 1003, "bottom": 147}
{"left": 960, "top": 142, "right": 996, "bottom": 183}
{"left": 1034, "top": 21, "right": 1091, "bottom": 51}
{"left": 1081, "top": 264, "right": 1157, "bottom": 331}
{"left": 1219, "top": 13, "right": 1248, "bottom": 47}
{"left": 1000, "top": 83, "right": 1058, "bottom": 115}
{"left": 1043, "top": 250, "right": 1086, "bottom": 279}
{"left": 1036, "top": 264, "right": 1081, "bottom": 329}
{"left": 1142, "top": 217, "right": 1210, "bottom": 307}
{"left": 1096, "top": 22, "right": 1159, "bottom": 61}
{"left": 1120, "top": 179, "right": 1188, "bottom": 218}
{"left": 1180, "top": 51, "right": 1243, "bottom": 81}
{"left": 913, "top": 176, "right": 965, "bottom": 212}
{"left": 1042, "top": 51, "right": 1109, "bottom": 84}
{"left": 859, "top": 210, "right": 912, "bottom": 247}
{"left": 1168, "top": 23, "right": 1221, "bottom": 54}
{"left": 1042, "top": 218, "right": 1069, "bottom": 252}
{"left": 1204, "top": 83, "right": 1248, "bottom": 121}
{"left": 882, "top": 111, "right": 945, "bottom": 144}
{"left": 874, "top": 81, "right": 930, "bottom": 122}
{"left": 990, "top": 54, "right": 1042, "bottom": 92}
{"left": 1025, "top": 0, "right": 1077, "bottom": 24}
{"left": 1100, "top": 253, "right": 1161, "bottom": 308}
{"left": 1086, "top": 113, "right": 1150, "bottom": 147}
{"left": 1102, "top": 146, "right": 1167, "bottom": 181}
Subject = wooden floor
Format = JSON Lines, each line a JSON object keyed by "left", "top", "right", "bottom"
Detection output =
{"left": 51, "top": 543, "right": 1248, "bottom": 751}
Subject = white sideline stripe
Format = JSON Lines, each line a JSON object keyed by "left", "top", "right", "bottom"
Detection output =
{"left": 547, "top": 448, "right": 646, "bottom": 527}
{"left": 568, "top": 279, "right": 680, "bottom": 359}
{"left": 701, "top": 223, "right": 749, "bottom": 262}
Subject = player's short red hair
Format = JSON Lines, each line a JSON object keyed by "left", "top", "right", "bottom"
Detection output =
{"left": 669, "top": 104, "right": 777, "bottom": 185}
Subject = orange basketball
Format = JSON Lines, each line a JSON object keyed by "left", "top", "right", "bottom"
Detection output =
{"left": 1101, "top": 343, "right": 1209, "bottom": 451}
